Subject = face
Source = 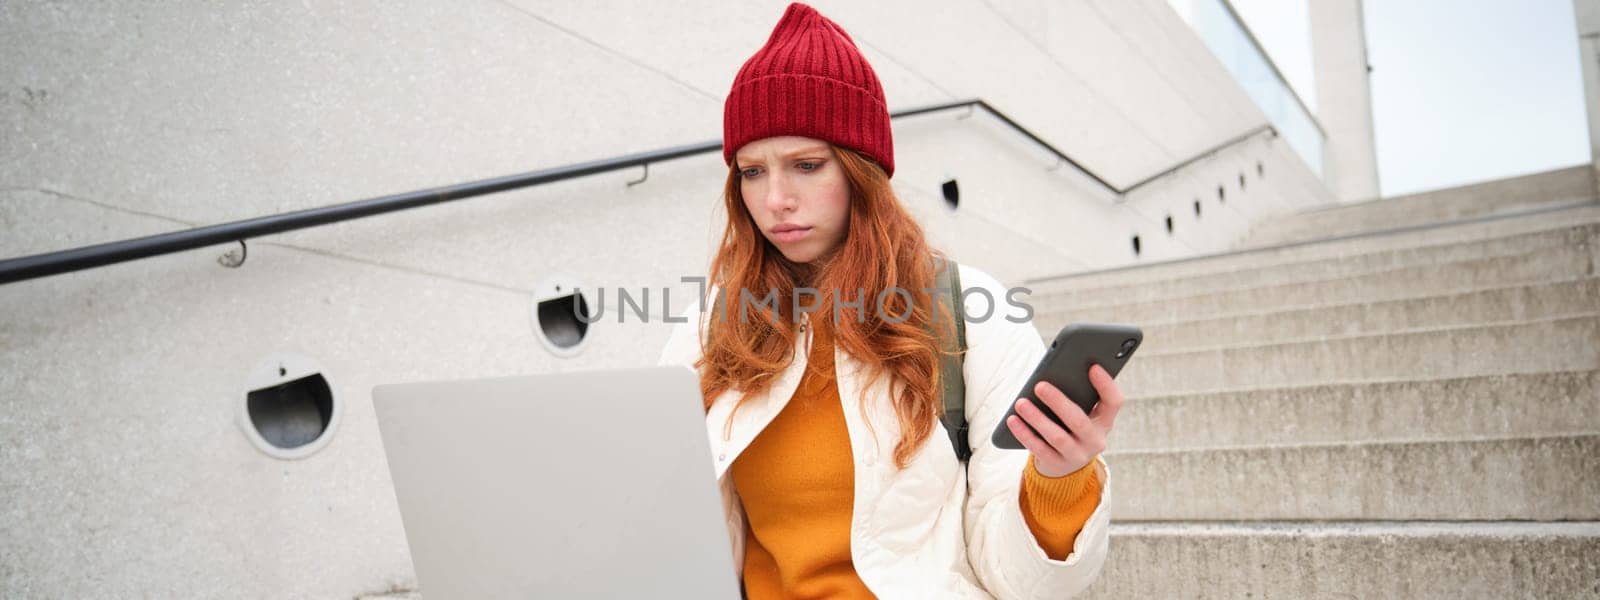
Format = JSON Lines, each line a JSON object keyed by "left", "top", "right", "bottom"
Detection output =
{"left": 734, "top": 136, "right": 851, "bottom": 264}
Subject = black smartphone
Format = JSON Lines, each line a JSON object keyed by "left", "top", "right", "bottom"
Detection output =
{"left": 990, "top": 322, "right": 1143, "bottom": 450}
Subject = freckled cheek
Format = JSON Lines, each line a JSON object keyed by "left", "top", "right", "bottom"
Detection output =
{"left": 825, "top": 187, "right": 851, "bottom": 231}
{"left": 740, "top": 183, "right": 757, "bottom": 210}
{"left": 740, "top": 190, "right": 767, "bottom": 230}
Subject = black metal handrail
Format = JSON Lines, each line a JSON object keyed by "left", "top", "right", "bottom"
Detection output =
{"left": 0, "top": 98, "right": 1274, "bottom": 285}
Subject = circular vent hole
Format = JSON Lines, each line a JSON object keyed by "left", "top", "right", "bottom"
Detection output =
{"left": 538, "top": 292, "right": 592, "bottom": 348}
{"left": 240, "top": 352, "right": 340, "bottom": 460}
{"left": 531, "top": 275, "right": 596, "bottom": 357}
{"left": 248, "top": 374, "right": 333, "bottom": 450}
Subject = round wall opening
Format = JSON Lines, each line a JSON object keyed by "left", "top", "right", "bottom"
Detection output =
{"left": 531, "top": 274, "right": 595, "bottom": 357}
{"left": 240, "top": 352, "right": 340, "bottom": 460}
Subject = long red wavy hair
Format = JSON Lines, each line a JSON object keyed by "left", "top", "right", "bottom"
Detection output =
{"left": 695, "top": 145, "right": 957, "bottom": 470}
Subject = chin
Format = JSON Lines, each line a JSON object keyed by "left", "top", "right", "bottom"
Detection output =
{"left": 780, "top": 249, "right": 820, "bottom": 264}
{"left": 771, "top": 241, "right": 821, "bottom": 264}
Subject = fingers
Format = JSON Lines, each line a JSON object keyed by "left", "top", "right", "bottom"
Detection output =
{"left": 1034, "top": 380, "right": 1098, "bottom": 445}
{"left": 1018, "top": 383, "right": 1104, "bottom": 460}
{"left": 1011, "top": 401, "right": 1088, "bottom": 473}
{"left": 1005, "top": 414, "right": 1060, "bottom": 462}
{"left": 1014, "top": 394, "right": 1075, "bottom": 453}
{"left": 1087, "top": 364, "right": 1125, "bottom": 433}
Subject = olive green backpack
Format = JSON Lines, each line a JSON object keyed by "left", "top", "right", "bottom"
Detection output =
{"left": 930, "top": 256, "right": 972, "bottom": 463}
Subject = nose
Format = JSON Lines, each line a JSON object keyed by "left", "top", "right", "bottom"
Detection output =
{"left": 763, "top": 171, "right": 797, "bottom": 213}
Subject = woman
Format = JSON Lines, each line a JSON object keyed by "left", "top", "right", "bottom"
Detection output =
{"left": 658, "top": 4, "right": 1119, "bottom": 598}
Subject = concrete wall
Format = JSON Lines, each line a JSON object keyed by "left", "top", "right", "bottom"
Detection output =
{"left": 1578, "top": 0, "right": 1600, "bottom": 197}
{"left": 0, "top": 1, "right": 1333, "bottom": 596}
{"left": 1310, "top": 0, "right": 1382, "bottom": 202}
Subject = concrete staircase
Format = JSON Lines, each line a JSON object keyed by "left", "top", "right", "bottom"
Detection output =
{"left": 1025, "top": 166, "right": 1600, "bottom": 598}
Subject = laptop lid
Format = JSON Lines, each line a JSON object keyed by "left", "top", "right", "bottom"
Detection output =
{"left": 372, "top": 366, "right": 740, "bottom": 599}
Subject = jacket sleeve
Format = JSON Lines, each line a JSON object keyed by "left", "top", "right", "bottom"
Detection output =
{"left": 1019, "top": 454, "right": 1103, "bottom": 560}
{"left": 960, "top": 267, "right": 1112, "bottom": 599}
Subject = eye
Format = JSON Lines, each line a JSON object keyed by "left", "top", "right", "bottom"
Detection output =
{"left": 740, "top": 167, "right": 762, "bottom": 179}
{"left": 796, "top": 161, "right": 820, "bottom": 171}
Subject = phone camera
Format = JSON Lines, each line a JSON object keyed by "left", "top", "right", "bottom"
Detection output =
{"left": 1114, "top": 338, "right": 1138, "bottom": 359}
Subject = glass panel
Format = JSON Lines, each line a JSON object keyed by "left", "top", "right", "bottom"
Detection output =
{"left": 1167, "top": 0, "right": 1327, "bottom": 180}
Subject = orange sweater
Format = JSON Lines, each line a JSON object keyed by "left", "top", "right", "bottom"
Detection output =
{"left": 729, "top": 323, "right": 1102, "bottom": 598}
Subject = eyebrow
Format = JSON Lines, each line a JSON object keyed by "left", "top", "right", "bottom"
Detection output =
{"left": 735, "top": 145, "right": 831, "bottom": 165}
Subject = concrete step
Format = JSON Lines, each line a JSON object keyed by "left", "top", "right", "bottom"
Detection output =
{"left": 1086, "top": 521, "right": 1600, "bottom": 599}
{"left": 1027, "top": 222, "right": 1596, "bottom": 305}
{"left": 1033, "top": 278, "right": 1600, "bottom": 354}
{"left": 1024, "top": 200, "right": 1600, "bottom": 291}
{"left": 1242, "top": 196, "right": 1596, "bottom": 249}
{"left": 1238, "top": 164, "right": 1596, "bottom": 248}
{"left": 1119, "top": 315, "right": 1600, "bottom": 397}
{"left": 1106, "top": 434, "right": 1600, "bottom": 521}
{"left": 1035, "top": 246, "right": 1595, "bottom": 327}
{"left": 1115, "top": 371, "right": 1600, "bottom": 451}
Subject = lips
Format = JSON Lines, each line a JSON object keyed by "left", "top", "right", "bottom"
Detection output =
{"left": 771, "top": 224, "right": 812, "bottom": 243}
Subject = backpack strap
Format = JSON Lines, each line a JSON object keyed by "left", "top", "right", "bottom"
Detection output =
{"left": 932, "top": 257, "right": 971, "bottom": 462}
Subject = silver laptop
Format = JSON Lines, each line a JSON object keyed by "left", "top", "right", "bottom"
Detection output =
{"left": 372, "top": 366, "right": 741, "bottom": 599}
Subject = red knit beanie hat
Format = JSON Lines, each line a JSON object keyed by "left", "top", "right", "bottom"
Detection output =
{"left": 723, "top": 2, "right": 895, "bottom": 177}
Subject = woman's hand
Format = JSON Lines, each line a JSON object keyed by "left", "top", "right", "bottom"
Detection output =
{"left": 1004, "top": 364, "right": 1125, "bottom": 478}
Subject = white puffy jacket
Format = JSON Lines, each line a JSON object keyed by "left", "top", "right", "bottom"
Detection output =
{"left": 656, "top": 263, "right": 1111, "bottom": 599}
